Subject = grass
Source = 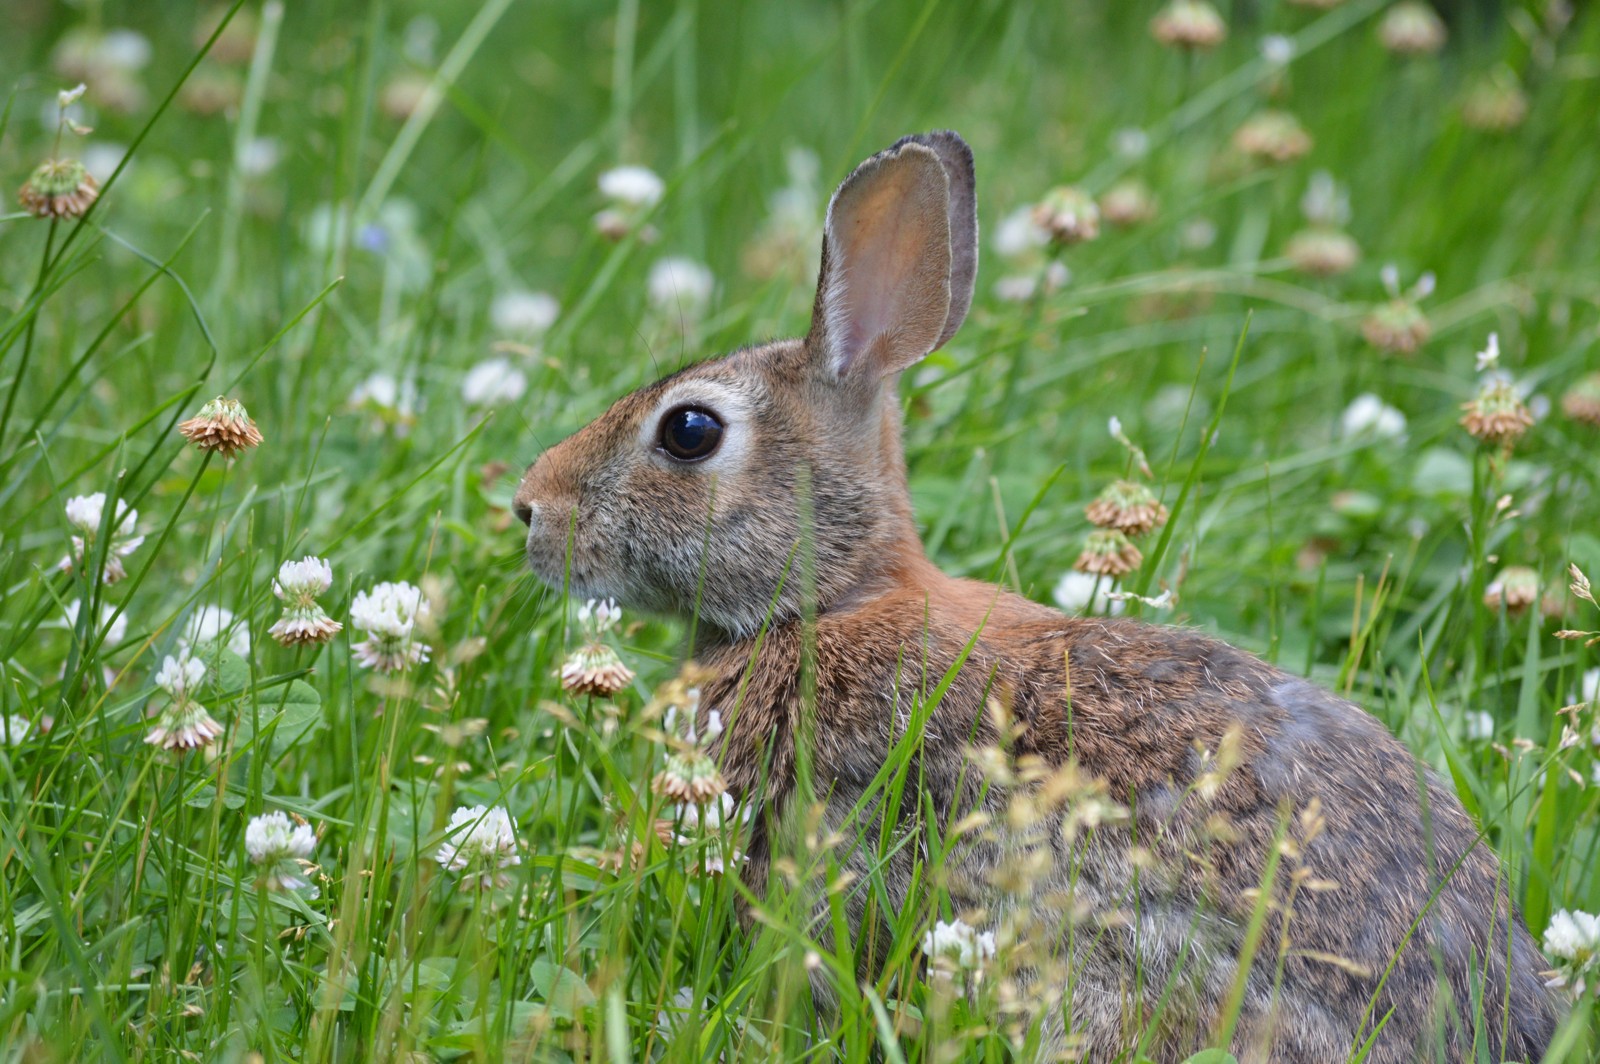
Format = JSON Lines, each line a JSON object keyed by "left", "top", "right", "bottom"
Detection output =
{"left": 2, "top": 0, "right": 1599, "bottom": 1059}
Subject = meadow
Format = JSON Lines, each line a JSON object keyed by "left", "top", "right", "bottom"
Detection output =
{"left": 2, "top": 0, "right": 1599, "bottom": 1059}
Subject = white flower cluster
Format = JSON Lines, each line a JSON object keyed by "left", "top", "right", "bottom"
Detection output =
{"left": 1341, "top": 393, "right": 1407, "bottom": 441}
{"left": 1543, "top": 909, "right": 1600, "bottom": 996}
{"left": 147, "top": 650, "right": 222, "bottom": 752}
{"left": 64, "top": 598, "right": 128, "bottom": 645}
{"left": 270, "top": 556, "right": 342, "bottom": 647}
{"left": 245, "top": 811, "right": 318, "bottom": 892}
{"left": 990, "top": 205, "right": 1069, "bottom": 302}
{"left": 921, "top": 918, "right": 997, "bottom": 980}
{"left": 60, "top": 492, "right": 144, "bottom": 583}
{"left": 435, "top": 804, "right": 521, "bottom": 888}
{"left": 578, "top": 597, "right": 622, "bottom": 635}
{"left": 1053, "top": 572, "right": 1125, "bottom": 615}
{"left": 183, "top": 604, "right": 252, "bottom": 657}
{"left": 154, "top": 651, "right": 206, "bottom": 700}
{"left": 490, "top": 289, "right": 560, "bottom": 337}
{"left": 595, "top": 165, "right": 664, "bottom": 241}
{"left": 461, "top": 356, "right": 528, "bottom": 407}
{"left": 647, "top": 257, "right": 715, "bottom": 315}
{"left": 348, "top": 371, "right": 420, "bottom": 434}
{"left": 350, "top": 580, "right": 430, "bottom": 672}
{"left": 1, "top": 714, "right": 33, "bottom": 747}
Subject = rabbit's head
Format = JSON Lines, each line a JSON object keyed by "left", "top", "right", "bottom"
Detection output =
{"left": 513, "top": 131, "right": 977, "bottom": 639}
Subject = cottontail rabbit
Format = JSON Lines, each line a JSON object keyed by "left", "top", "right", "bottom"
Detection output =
{"left": 512, "top": 132, "right": 1559, "bottom": 1062}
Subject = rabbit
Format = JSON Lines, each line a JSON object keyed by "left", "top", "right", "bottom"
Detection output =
{"left": 512, "top": 131, "right": 1560, "bottom": 1062}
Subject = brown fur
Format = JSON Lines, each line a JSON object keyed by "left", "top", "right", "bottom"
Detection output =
{"left": 513, "top": 132, "right": 1559, "bottom": 1061}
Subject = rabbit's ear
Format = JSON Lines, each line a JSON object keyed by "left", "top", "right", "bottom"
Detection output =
{"left": 808, "top": 131, "right": 978, "bottom": 380}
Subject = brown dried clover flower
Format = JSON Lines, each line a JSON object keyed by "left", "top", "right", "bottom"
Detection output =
{"left": 1232, "top": 111, "right": 1313, "bottom": 165}
{"left": 1560, "top": 372, "right": 1600, "bottom": 427}
{"left": 1032, "top": 186, "right": 1100, "bottom": 247}
{"left": 1484, "top": 566, "right": 1539, "bottom": 614}
{"left": 1074, "top": 529, "right": 1144, "bottom": 577}
{"left": 559, "top": 644, "right": 636, "bottom": 698}
{"left": 1099, "top": 180, "right": 1157, "bottom": 228}
{"left": 653, "top": 750, "right": 727, "bottom": 804}
{"left": 1460, "top": 379, "right": 1534, "bottom": 447}
{"left": 1285, "top": 228, "right": 1360, "bottom": 277}
{"left": 1085, "top": 480, "right": 1169, "bottom": 537}
{"left": 1361, "top": 299, "right": 1431, "bottom": 354}
{"left": 18, "top": 159, "right": 99, "bottom": 219}
{"left": 179, "top": 396, "right": 264, "bottom": 457}
{"left": 1150, "top": 0, "right": 1227, "bottom": 50}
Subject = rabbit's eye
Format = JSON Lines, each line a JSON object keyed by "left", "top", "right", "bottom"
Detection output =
{"left": 658, "top": 406, "right": 724, "bottom": 462}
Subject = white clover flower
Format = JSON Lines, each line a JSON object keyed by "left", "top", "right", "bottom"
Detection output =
{"left": 1341, "top": 393, "right": 1407, "bottom": 441}
{"left": 245, "top": 810, "right": 318, "bottom": 892}
{"left": 1380, "top": 263, "right": 1401, "bottom": 297}
{"left": 460, "top": 357, "right": 528, "bottom": 407}
{"left": 1112, "top": 127, "right": 1150, "bottom": 160}
{"left": 435, "top": 804, "right": 521, "bottom": 888}
{"left": 154, "top": 651, "right": 207, "bottom": 700}
{"left": 577, "top": 597, "right": 622, "bottom": 634}
{"left": 237, "top": 136, "right": 281, "bottom": 178}
{"left": 1300, "top": 171, "right": 1350, "bottom": 227}
{"left": 1583, "top": 668, "right": 1599, "bottom": 707}
{"left": 1180, "top": 218, "right": 1217, "bottom": 250}
{"left": 82, "top": 142, "right": 129, "bottom": 183}
{"left": 0, "top": 714, "right": 33, "bottom": 746}
{"left": 1260, "top": 34, "right": 1294, "bottom": 66}
{"left": 676, "top": 793, "right": 747, "bottom": 833}
{"left": 1476, "top": 332, "right": 1501, "bottom": 373}
{"left": 97, "top": 28, "right": 153, "bottom": 70}
{"left": 598, "top": 165, "right": 664, "bottom": 207}
{"left": 183, "top": 605, "right": 251, "bottom": 657}
{"left": 64, "top": 598, "right": 128, "bottom": 646}
{"left": 60, "top": 492, "right": 144, "bottom": 583}
{"left": 350, "top": 580, "right": 430, "bottom": 671}
{"left": 1543, "top": 909, "right": 1600, "bottom": 996}
{"left": 491, "top": 289, "right": 560, "bottom": 337}
{"left": 271, "top": 556, "right": 342, "bottom": 647}
{"left": 1108, "top": 416, "right": 1122, "bottom": 439}
{"left": 1463, "top": 710, "right": 1495, "bottom": 742}
{"left": 921, "top": 918, "right": 998, "bottom": 979}
{"left": 1052, "top": 571, "right": 1124, "bottom": 615}
{"left": 992, "top": 262, "right": 1069, "bottom": 303}
{"left": 993, "top": 206, "right": 1050, "bottom": 259}
{"left": 348, "top": 371, "right": 420, "bottom": 433}
{"left": 647, "top": 257, "right": 714, "bottom": 314}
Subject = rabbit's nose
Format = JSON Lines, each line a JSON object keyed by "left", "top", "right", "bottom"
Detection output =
{"left": 512, "top": 501, "right": 533, "bottom": 527}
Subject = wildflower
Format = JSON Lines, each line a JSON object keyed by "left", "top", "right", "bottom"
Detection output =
{"left": 595, "top": 165, "right": 664, "bottom": 241}
{"left": 1300, "top": 171, "right": 1350, "bottom": 227}
{"left": 1286, "top": 228, "right": 1360, "bottom": 276}
{"left": 1542, "top": 909, "right": 1600, "bottom": 996}
{"left": 348, "top": 371, "right": 420, "bottom": 433}
{"left": 560, "top": 598, "right": 635, "bottom": 697}
{"left": 146, "top": 651, "right": 223, "bottom": 751}
{"left": 490, "top": 289, "right": 560, "bottom": 337}
{"left": 184, "top": 605, "right": 252, "bottom": 657}
{"left": 60, "top": 492, "right": 144, "bottom": 584}
{"left": 460, "top": 357, "right": 528, "bottom": 407}
{"left": 18, "top": 158, "right": 98, "bottom": 219}
{"left": 1099, "top": 179, "right": 1157, "bottom": 227}
{"left": 994, "top": 205, "right": 1050, "bottom": 259}
{"left": 1461, "top": 69, "right": 1529, "bottom": 132}
{"left": 350, "top": 581, "right": 430, "bottom": 672}
{"left": 1461, "top": 378, "right": 1534, "bottom": 447}
{"left": 1232, "top": 110, "right": 1313, "bottom": 164}
{"left": 1362, "top": 266, "right": 1434, "bottom": 354}
{"left": 435, "top": 804, "right": 521, "bottom": 888}
{"left": 1379, "top": 1, "right": 1447, "bottom": 56}
{"left": 245, "top": 811, "right": 318, "bottom": 892}
{"left": 195, "top": 4, "right": 260, "bottom": 64}
{"left": 598, "top": 165, "right": 665, "bottom": 207}
{"left": 991, "top": 205, "right": 1068, "bottom": 300}
{"left": 178, "top": 65, "right": 243, "bottom": 115}
{"left": 1560, "top": 373, "right": 1600, "bottom": 427}
{"left": 1475, "top": 332, "right": 1501, "bottom": 373}
{"left": 1340, "top": 394, "right": 1406, "bottom": 440}
{"left": 1484, "top": 566, "right": 1539, "bottom": 614}
{"left": 921, "top": 919, "right": 998, "bottom": 981}
{"left": 992, "top": 263, "right": 1070, "bottom": 303}
{"left": 654, "top": 681, "right": 727, "bottom": 804}
{"left": 1112, "top": 127, "right": 1151, "bottom": 160}
{"left": 270, "top": 556, "right": 342, "bottom": 647}
{"left": 647, "top": 257, "right": 715, "bottom": 315}
{"left": 742, "top": 148, "right": 824, "bottom": 282}
{"left": 237, "top": 136, "right": 281, "bottom": 178}
{"left": 1149, "top": 0, "right": 1227, "bottom": 50}
{"left": 178, "top": 396, "right": 263, "bottom": 458}
{"left": 1052, "top": 572, "right": 1124, "bottom": 615}
{"left": 379, "top": 72, "right": 432, "bottom": 120}
{"left": 1, "top": 715, "right": 33, "bottom": 746}
{"left": 1075, "top": 529, "right": 1144, "bottom": 577}
{"left": 1032, "top": 186, "right": 1099, "bottom": 246}
{"left": 64, "top": 598, "right": 128, "bottom": 646}
{"left": 1085, "top": 480, "right": 1169, "bottom": 536}
{"left": 1463, "top": 711, "right": 1495, "bottom": 741}
{"left": 1584, "top": 668, "right": 1599, "bottom": 707}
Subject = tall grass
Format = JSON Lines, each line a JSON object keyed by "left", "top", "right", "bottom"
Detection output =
{"left": 1, "top": 0, "right": 1597, "bottom": 1060}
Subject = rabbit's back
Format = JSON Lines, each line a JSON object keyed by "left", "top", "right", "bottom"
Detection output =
{"left": 701, "top": 585, "right": 1558, "bottom": 1062}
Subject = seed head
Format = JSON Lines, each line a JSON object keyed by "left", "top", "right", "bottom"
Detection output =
{"left": 1032, "top": 186, "right": 1100, "bottom": 246}
{"left": 1560, "top": 372, "right": 1600, "bottom": 427}
{"left": 1379, "top": 1, "right": 1447, "bottom": 56}
{"left": 1460, "top": 378, "right": 1534, "bottom": 447}
{"left": 19, "top": 159, "right": 99, "bottom": 219}
{"left": 1074, "top": 529, "right": 1144, "bottom": 577}
{"left": 1085, "top": 480, "right": 1169, "bottom": 537}
{"left": 1232, "top": 110, "right": 1313, "bottom": 164}
{"left": 1150, "top": 0, "right": 1228, "bottom": 50}
{"left": 1285, "top": 227, "right": 1360, "bottom": 277}
{"left": 179, "top": 396, "right": 263, "bottom": 458}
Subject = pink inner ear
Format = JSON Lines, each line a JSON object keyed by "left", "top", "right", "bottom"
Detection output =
{"left": 822, "top": 149, "right": 951, "bottom": 378}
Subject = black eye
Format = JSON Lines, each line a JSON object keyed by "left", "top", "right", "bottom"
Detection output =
{"left": 658, "top": 406, "right": 724, "bottom": 462}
